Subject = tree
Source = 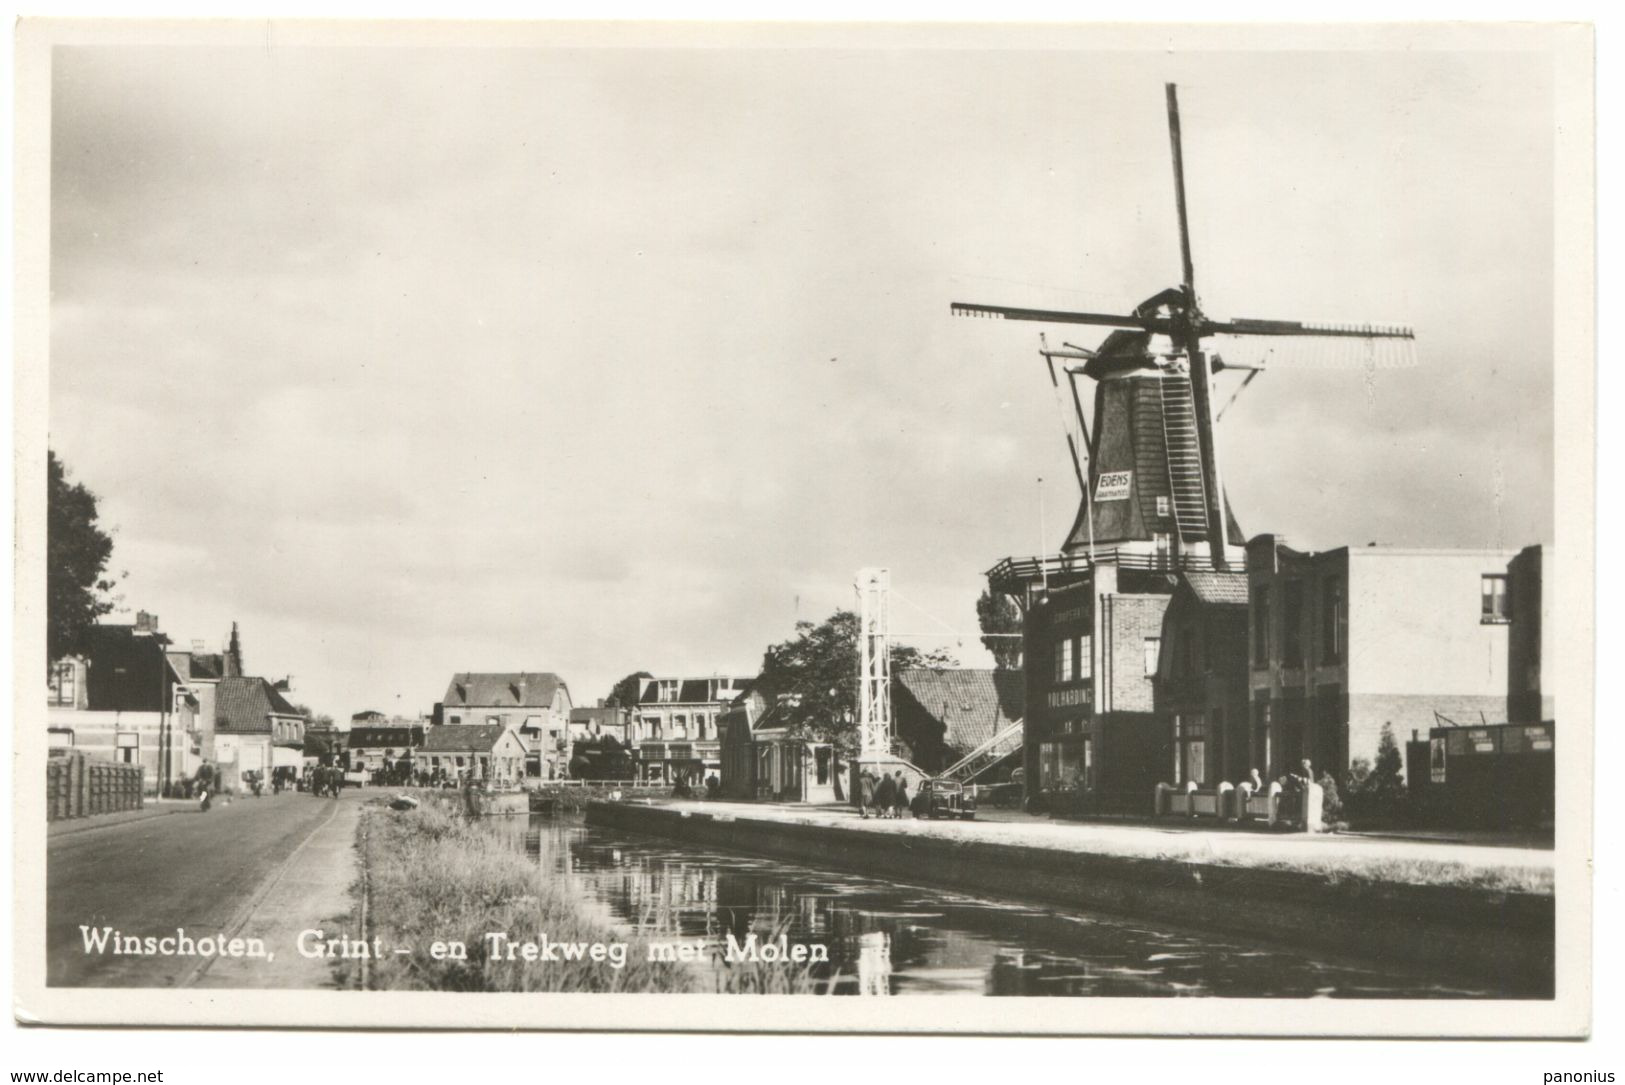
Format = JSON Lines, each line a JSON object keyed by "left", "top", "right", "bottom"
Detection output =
{"left": 1345, "top": 722, "right": 1407, "bottom": 823}
{"left": 976, "top": 588, "right": 1023, "bottom": 670}
{"left": 47, "top": 450, "right": 120, "bottom": 665}
{"left": 754, "top": 608, "right": 957, "bottom": 756}
{"left": 569, "top": 735, "right": 635, "bottom": 780}
{"left": 1369, "top": 723, "right": 1406, "bottom": 799}
{"left": 606, "top": 670, "right": 653, "bottom": 709}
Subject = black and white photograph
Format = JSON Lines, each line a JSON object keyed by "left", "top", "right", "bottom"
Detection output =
{"left": 10, "top": 19, "right": 1594, "bottom": 1036}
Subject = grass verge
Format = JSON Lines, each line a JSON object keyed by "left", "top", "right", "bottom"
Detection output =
{"left": 353, "top": 798, "right": 813, "bottom": 993}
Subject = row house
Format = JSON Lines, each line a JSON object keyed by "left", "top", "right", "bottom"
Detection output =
{"left": 629, "top": 675, "right": 752, "bottom": 784}
{"left": 47, "top": 612, "right": 198, "bottom": 793}
{"left": 346, "top": 718, "right": 429, "bottom": 774}
{"left": 46, "top": 616, "right": 303, "bottom": 794}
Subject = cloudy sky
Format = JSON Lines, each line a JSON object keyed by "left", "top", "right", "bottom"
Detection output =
{"left": 48, "top": 31, "right": 1555, "bottom": 720}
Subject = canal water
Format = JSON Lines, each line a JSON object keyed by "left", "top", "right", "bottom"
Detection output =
{"left": 492, "top": 814, "right": 1504, "bottom": 998}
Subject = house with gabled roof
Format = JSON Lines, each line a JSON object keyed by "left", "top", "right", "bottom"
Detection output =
{"left": 419, "top": 723, "right": 527, "bottom": 786}
{"left": 892, "top": 668, "right": 1025, "bottom": 778}
{"left": 212, "top": 675, "right": 306, "bottom": 790}
{"left": 440, "top": 672, "right": 572, "bottom": 779}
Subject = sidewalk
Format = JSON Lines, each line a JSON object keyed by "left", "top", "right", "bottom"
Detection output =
{"left": 189, "top": 796, "right": 364, "bottom": 989}
{"left": 649, "top": 798, "right": 1554, "bottom": 892}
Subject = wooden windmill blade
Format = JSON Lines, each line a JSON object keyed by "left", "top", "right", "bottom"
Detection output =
{"left": 1210, "top": 325, "right": 1420, "bottom": 373}
{"left": 949, "top": 302, "right": 1170, "bottom": 333}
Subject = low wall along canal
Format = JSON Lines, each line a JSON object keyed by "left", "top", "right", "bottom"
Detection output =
{"left": 580, "top": 802, "right": 1553, "bottom": 997}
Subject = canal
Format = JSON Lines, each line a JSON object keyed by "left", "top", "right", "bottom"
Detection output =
{"left": 492, "top": 814, "right": 1507, "bottom": 998}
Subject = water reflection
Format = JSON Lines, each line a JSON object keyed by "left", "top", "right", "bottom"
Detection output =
{"left": 488, "top": 814, "right": 1505, "bottom": 998}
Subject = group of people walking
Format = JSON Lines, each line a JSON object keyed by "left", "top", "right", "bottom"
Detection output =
{"left": 858, "top": 768, "right": 913, "bottom": 819}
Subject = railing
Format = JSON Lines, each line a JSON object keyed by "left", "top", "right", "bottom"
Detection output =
{"left": 532, "top": 779, "right": 668, "bottom": 789}
{"left": 941, "top": 722, "right": 1025, "bottom": 783}
{"left": 986, "top": 548, "right": 1218, "bottom": 590}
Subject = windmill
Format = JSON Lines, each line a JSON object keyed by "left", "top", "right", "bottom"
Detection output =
{"left": 954, "top": 84, "right": 1415, "bottom": 573}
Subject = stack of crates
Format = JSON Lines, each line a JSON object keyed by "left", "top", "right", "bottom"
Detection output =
{"left": 46, "top": 751, "right": 144, "bottom": 821}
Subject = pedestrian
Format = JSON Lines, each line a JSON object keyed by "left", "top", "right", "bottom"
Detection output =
{"left": 195, "top": 760, "right": 215, "bottom": 813}
{"left": 859, "top": 770, "right": 876, "bottom": 819}
{"left": 873, "top": 770, "right": 896, "bottom": 818}
{"left": 892, "top": 772, "right": 910, "bottom": 819}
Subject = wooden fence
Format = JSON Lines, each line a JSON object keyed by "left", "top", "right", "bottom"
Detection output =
{"left": 47, "top": 752, "right": 145, "bottom": 822}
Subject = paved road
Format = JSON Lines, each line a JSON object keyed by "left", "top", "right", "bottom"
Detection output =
{"left": 46, "top": 790, "right": 363, "bottom": 988}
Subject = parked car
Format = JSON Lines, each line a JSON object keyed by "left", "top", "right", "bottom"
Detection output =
{"left": 918, "top": 777, "right": 977, "bottom": 820}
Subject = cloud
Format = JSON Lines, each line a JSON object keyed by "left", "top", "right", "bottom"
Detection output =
{"left": 46, "top": 41, "right": 1557, "bottom": 715}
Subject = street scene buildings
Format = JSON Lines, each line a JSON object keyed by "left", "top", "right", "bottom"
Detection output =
{"left": 27, "top": 28, "right": 1584, "bottom": 1023}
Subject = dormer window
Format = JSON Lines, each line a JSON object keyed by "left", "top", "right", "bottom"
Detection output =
{"left": 658, "top": 679, "right": 679, "bottom": 703}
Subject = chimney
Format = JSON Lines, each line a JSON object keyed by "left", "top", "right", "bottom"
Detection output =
{"left": 134, "top": 611, "right": 158, "bottom": 635}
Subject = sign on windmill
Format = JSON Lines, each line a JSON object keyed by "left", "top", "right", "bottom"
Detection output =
{"left": 953, "top": 84, "right": 1416, "bottom": 573}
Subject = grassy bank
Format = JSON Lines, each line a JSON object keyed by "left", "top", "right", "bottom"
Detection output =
{"left": 354, "top": 798, "right": 811, "bottom": 993}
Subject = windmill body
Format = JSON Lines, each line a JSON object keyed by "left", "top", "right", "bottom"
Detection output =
{"left": 1060, "top": 317, "right": 1244, "bottom": 568}
{"left": 958, "top": 84, "right": 1415, "bottom": 816}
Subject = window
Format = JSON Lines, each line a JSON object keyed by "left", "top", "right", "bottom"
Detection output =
{"left": 1179, "top": 627, "right": 1198, "bottom": 677}
{"left": 1283, "top": 580, "right": 1305, "bottom": 667}
{"left": 1481, "top": 574, "right": 1510, "bottom": 624}
{"left": 1039, "top": 742, "right": 1063, "bottom": 789}
{"left": 658, "top": 679, "right": 680, "bottom": 702}
{"left": 49, "top": 661, "right": 76, "bottom": 707}
{"left": 1156, "top": 495, "right": 1171, "bottom": 517}
{"left": 1143, "top": 637, "right": 1161, "bottom": 676}
{"left": 1252, "top": 587, "right": 1271, "bottom": 665}
{"left": 1077, "top": 635, "right": 1093, "bottom": 680}
{"left": 1053, "top": 638, "right": 1073, "bottom": 684}
{"left": 1153, "top": 532, "right": 1171, "bottom": 565}
{"left": 448, "top": 714, "right": 463, "bottom": 725}
{"left": 1173, "top": 713, "right": 1207, "bottom": 785}
{"left": 1321, "top": 578, "right": 1344, "bottom": 663}
{"left": 671, "top": 714, "right": 687, "bottom": 739}
{"left": 486, "top": 715, "right": 501, "bottom": 727}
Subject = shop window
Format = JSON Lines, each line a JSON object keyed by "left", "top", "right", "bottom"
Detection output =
{"left": 1481, "top": 574, "right": 1510, "bottom": 624}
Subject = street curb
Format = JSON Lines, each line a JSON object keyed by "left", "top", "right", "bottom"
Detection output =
{"left": 46, "top": 806, "right": 185, "bottom": 839}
